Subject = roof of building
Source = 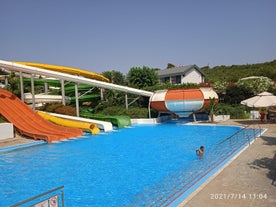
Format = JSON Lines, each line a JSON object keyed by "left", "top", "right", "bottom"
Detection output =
{"left": 157, "top": 64, "right": 205, "bottom": 77}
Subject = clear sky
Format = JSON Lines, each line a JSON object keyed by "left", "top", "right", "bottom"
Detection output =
{"left": 1, "top": 0, "right": 275, "bottom": 74}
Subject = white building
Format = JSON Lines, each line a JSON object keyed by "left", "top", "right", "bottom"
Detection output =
{"left": 158, "top": 64, "right": 205, "bottom": 84}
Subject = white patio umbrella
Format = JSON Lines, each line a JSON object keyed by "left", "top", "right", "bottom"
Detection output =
{"left": 241, "top": 92, "right": 276, "bottom": 108}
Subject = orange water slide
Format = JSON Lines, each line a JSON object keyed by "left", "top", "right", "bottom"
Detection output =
{"left": 0, "top": 89, "right": 83, "bottom": 143}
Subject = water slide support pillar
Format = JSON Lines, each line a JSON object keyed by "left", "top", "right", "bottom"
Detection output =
{"left": 44, "top": 82, "right": 48, "bottom": 94}
{"left": 4, "top": 75, "right": 8, "bottom": 86}
{"left": 100, "top": 88, "right": 104, "bottom": 100}
{"left": 75, "top": 83, "right": 80, "bottom": 117}
{"left": 148, "top": 100, "right": 151, "bottom": 118}
{"left": 61, "top": 79, "right": 66, "bottom": 105}
{"left": 31, "top": 74, "right": 35, "bottom": 109}
{"left": 19, "top": 71, "right": 24, "bottom": 101}
{"left": 192, "top": 112, "right": 197, "bottom": 122}
{"left": 125, "top": 93, "right": 128, "bottom": 110}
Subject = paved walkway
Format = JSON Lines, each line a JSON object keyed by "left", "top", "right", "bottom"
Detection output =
{"left": 179, "top": 120, "right": 276, "bottom": 207}
{"left": 0, "top": 134, "right": 37, "bottom": 148}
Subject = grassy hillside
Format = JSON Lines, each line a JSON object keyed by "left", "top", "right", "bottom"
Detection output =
{"left": 201, "top": 60, "right": 276, "bottom": 83}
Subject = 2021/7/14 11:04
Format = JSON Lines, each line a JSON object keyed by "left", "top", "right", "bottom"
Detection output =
{"left": 210, "top": 193, "right": 268, "bottom": 200}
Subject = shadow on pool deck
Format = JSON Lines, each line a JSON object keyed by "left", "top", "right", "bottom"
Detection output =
{"left": 248, "top": 133, "right": 276, "bottom": 186}
{"left": 180, "top": 119, "right": 276, "bottom": 207}
{"left": 248, "top": 152, "right": 276, "bottom": 186}
{"left": 245, "top": 124, "right": 276, "bottom": 187}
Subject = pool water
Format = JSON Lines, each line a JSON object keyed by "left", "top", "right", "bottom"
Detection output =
{"left": 0, "top": 123, "right": 262, "bottom": 207}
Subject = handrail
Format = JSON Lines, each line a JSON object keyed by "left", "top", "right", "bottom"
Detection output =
{"left": 148, "top": 124, "right": 264, "bottom": 206}
{"left": 218, "top": 126, "right": 247, "bottom": 145}
{"left": 10, "top": 186, "right": 64, "bottom": 207}
{"left": 218, "top": 124, "right": 262, "bottom": 146}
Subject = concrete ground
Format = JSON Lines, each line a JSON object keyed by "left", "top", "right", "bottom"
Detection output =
{"left": 1, "top": 119, "right": 275, "bottom": 207}
{"left": 0, "top": 134, "right": 37, "bottom": 148}
{"left": 179, "top": 119, "right": 276, "bottom": 207}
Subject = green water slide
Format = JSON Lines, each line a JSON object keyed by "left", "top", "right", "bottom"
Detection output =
{"left": 23, "top": 78, "right": 99, "bottom": 102}
{"left": 24, "top": 78, "right": 93, "bottom": 92}
{"left": 24, "top": 78, "right": 131, "bottom": 128}
{"left": 64, "top": 84, "right": 96, "bottom": 95}
{"left": 70, "top": 94, "right": 100, "bottom": 103}
{"left": 23, "top": 78, "right": 74, "bottom": 87}
{"left": 80, "top": 111, "right": 131, "bottom": 128}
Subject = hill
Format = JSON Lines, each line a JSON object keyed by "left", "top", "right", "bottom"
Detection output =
{"left": 201, "top": 60, "right": 276, "bottom": 83}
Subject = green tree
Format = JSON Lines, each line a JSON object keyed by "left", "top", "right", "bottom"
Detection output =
{"left": 224, "top": 85, "right": 254, "bottom": 105}
{"left": 166, "top": 63, "right": 175, "bottom": 69}
{"left": 201, "top": 60, "right": 276, "bottom": 83}
{"left": 102, "top": 70, "right": 125, "bottom": 85}
{"left": 236, "top": 77, "right": 272, "bottom": 95}
{"left": 126, "top": 66, "right": 159, "bottom": 89}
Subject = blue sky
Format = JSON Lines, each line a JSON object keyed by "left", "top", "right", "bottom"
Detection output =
{"left": 1, "top": 0, "right": 275, "bottom": 74}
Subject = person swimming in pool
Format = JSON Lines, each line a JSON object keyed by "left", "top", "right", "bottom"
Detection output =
{"left": 196, "top": 146, "right": 204, "bottom": 158}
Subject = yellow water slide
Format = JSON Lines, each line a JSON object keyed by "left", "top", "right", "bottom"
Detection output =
{"left": 38, "top": 111, "right": 100, "bottom": 135}
{"left": 14, "top": 62, "right": 109, "bottom": 82}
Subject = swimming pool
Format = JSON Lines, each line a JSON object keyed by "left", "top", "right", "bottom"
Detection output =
{"left": 0, "top": 123, "right": 263, "bottom": 206}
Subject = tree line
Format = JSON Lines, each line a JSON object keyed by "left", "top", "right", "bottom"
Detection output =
{"left": 99, "top": 60, "right": 276, "bottom": 118}
{"left": 201, "top": 60, "right": 276, "bottom": 83}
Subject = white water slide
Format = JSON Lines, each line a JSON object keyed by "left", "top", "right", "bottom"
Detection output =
{"left": 0, "top": 60, "right": 154, "bottom": 120}
{"left": 0, "top": 60, "right": 153, "bottom": 97}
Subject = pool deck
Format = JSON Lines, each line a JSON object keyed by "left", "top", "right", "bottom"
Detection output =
{"left": 0, "top": 134, "right": 38, "bottom": 148}
{"left": 179, "top": 119, "right": 276, "bottom": 207}
{"left": 1, "top": 119, "right": 275, "bottom": 207}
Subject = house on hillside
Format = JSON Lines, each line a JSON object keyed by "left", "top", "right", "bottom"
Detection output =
{"left": 157, "top": 64, "right": 205, "bottom": 84}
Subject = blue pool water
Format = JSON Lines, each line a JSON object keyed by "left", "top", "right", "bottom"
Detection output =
{"left": 0, "top": 123, "right": 263, "bottom": 207}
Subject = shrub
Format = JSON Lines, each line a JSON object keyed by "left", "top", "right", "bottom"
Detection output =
{"left": 95, "top": 106, "right": 154, "bottom": 118}
{"left": 213, "top": 103, "right": 250, "bottom": 119}
{"left": 0, "top": 116, "right": 7, "bottom": 123}
{"left": 41, "top": 103, "right": 77, "bottom": 116}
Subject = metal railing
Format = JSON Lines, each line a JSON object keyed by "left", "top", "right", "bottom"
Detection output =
{"left": 130, "top": 124, "right": 265, "bottom": 207}
{"left": 218, "top": 124, "right": 263, "bottom": 147}
{"left": 10, "top": 186, "right": 64, "bottom": 207}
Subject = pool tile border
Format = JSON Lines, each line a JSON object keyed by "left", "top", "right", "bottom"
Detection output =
{"left": 0, "top": 141, "right": 46, "bottom": 153}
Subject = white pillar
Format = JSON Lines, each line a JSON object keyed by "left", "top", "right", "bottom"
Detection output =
{"left": 31, "top": 74, "right": 35, "bottom": 109}
{"left": 44, "top": 82, "right": 48, "bottom": 94}
{"left": 19, "top": 71, "right": 24, "bottom": 101}
{"left": 61, "top": 79, "right": 65, "bottom": 105}
{"left": 75, "top": 83, "right": 79, "bottom": 117}
{"left": 125, "top": 93, "right": 128, "bottom": 110}
{"left": 148, "top": 100, "right": 151, "bottom": 118}
{"left": 100, "top": 88, "right": 104, "bottom": 100}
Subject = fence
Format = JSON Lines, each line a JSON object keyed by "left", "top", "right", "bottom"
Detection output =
{"left": 10, "top": 186, "right": 64, "bottom": 207}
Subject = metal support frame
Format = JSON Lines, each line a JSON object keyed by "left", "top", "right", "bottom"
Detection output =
{"left": 61, "top": 79, "right": 65, "bottom": 105}
{"left": 79, "top": 86, "right": 95, "bottom": 98}
{"left": 0, "top": 60, "right": 154, "bottom": 117}
{"left": 148, "top": 101, "right": 151, "bottom": 118}
{"left": 125, "top": 93, "right": 128, "bottom": 110}
{"left": 100, "top": 88, "right": 104, "bottom": 100}
{"left": 19, "top": 71, "right": 24, "bottom": 101}
{"left": 44, "top": 82, "right": 48, "bottom": 94}
{"left": 31, "top": 74, "right": 35, "bottom": 109}
{"left": 75, "top": 83, "right": 79, "bottom": 117}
